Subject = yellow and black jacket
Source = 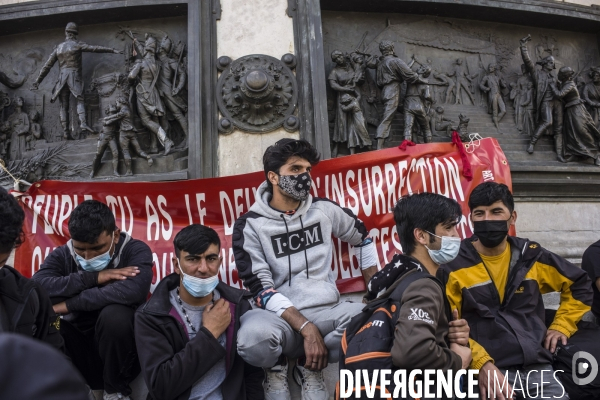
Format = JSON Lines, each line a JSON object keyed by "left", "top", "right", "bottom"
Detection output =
{"left": 437, "top": 236, "right": 593, "bottom": 370}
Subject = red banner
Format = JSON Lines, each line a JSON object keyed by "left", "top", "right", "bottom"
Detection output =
{"left": 13, "top": 138, "right": 511, "bottom": 294}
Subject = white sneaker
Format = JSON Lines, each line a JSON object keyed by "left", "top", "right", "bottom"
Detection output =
{"left": 294, "top": 364, "right": 329, "bottom": 400}
{"left": 103, "top": 392, "right": 131, "bottom": 400}
{"left": 263, "top": 361, "right": 291, "bottom": 400}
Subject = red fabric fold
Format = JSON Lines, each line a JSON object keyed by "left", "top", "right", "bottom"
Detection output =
{"left": 451, "top": 131, "right": 473, "bottom": 181}
{"left": 398, "top": 140, "right": 416, "bottom": 151}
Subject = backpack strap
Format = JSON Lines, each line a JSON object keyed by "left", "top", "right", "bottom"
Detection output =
{"left": 390, "top": 270, "right": 454, "bottom": 324}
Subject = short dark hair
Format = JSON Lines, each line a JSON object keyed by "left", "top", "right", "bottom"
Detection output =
{"left": 468, "top": 182, "right": 514, "bottom": 214}
{"left": 262, "top": 139, "right": 320, "bottom": 191}
{"left": 393, "top": 193, "right": 462, "bottom": 255}
{"left": 68, "top": 200, "right": 116, "bottom": 243}
{"left": 0, "top": 187, "right": 25, "bottom": 254}
{"left": 173, "top": 224, "right": 221, "bottom": 258}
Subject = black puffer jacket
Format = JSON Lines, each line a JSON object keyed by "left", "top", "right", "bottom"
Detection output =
{"left": 0, "top": 265, "right": 64, "bottom": 351}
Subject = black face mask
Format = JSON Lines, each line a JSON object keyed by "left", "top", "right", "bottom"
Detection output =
{"left": 473, "top": 217, "right": 511, "bottom": 248}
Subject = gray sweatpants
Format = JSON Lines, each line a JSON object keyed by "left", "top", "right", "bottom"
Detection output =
{"left": 237, "top": 301, "right": 364, "bottom": 368}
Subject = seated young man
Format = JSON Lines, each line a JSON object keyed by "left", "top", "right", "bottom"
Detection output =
{"left": 363, "top": 193, "right": 471, "bottom": 388}
{"left": 234, "top": 139, "right": 378, "bottom": 400}
{"left": 438, "top": 182, "right": 593, "bottom": 399}
{"left": 0, "top": 187, "right": 63, "bottom": 350}
{"left": 135, "top": 224, "right": 264, "bottom": 400}
{"left": 33, "top": 200, "right": 153, "bottom": 400}
{"left": 582, "top": 239, "right": 600, "bottom": 321}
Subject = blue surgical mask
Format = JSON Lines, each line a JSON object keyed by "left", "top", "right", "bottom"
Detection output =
{"left": 76, "top": 233, "right": 115, "bottom": 272}
{"left": 425, "top": 232, "right": 461, "bottom": 265}
{"left": 179, "top": 261, "right": 219, "bottom": 298}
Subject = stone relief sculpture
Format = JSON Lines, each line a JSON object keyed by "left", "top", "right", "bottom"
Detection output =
{"left": 448, "top": 58, "right": 476, "bottom": 105}
{"left": 369, "top": 40, "right": 420, "bottom": 149}
{"left": 30, "top": 22, "right": 122, "bottom": 140}
{"left": 339, "top": 94, "right": 372, "bottom": 154}
{"left": 582, "top": 66, "right": 600, "bottom": 130}
{"left": 430, "top": 106, "right": 454, "bottom": 136}
{"left": 90, "top": 103, "right": 120, "bottom": 178}
{"left": 7, "top": 97, "right": 29, "bottom": 160}
{"left": 403, "top": 65, "right": 433, "bottom": 143}
{"left": 521, "top": 82, "right": 535, "bottom": 138}
{"left": 111, "top": 96, "right": 154, "bottom": 175}
{"left": 26, "top": 110, "right": 42, "bottom": 151}
{"left": 456, "top": 113, "right": 470, "bottom": 141}
{"left": 156, "top": 35, "right": 188, "bottom": 148}
{"left": 520, "top": 34, "right": 565, "bottom": 161}
{"left": 128, "top": 33, "right": 174, "bottom": 155}
{"left": 514, "top": 64, "right": 533, "bottom": 133}
{"left": 328, "top": 50, "right": 358, "bottom": 157}
{"left": 349, "top": 51, "right": 379, "bottom": 129}
{"left": 550, "top": 67, "right": 600, "bottom": 165}
{"left": 479, "top": 64, "right": 507, "bottom": 133}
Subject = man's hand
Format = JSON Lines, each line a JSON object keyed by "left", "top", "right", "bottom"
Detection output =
{"left": 301, "top": 323, "right": 328, "bottom": 371}
{"left": 30, "top": 82, "right": 39, "bottom": 91}
{"left": 172, "top": 88, "right": 180, "bottom": 96}
{"left": 53, "top": 301, "right": 69, "bottom": 315}
{"left": 520, "top": 34, "right": 532, "bottom": 46}
{"left": 448, "top": 309, "right": 470, "bottom": 346}
{"left": 97, "top": 266, "right": 140, "bottom": 285}
{"left": 361, "top": 265, "right": 378, "bottom": 286}
{"left": 202, "top": 298, "right": 231, "bottom": 338}
{"left": 544, "top": 329, "right": 567, "bottom": 353}
{"left": 478, "top": 361, "right": 513, "bottom": 400}
{"left": 450, "top": 342, "right": 472, "bottom": 369}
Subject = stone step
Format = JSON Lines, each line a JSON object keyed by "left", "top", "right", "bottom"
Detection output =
{"left": 92, "top": 151, "right": 188, "bottom": 179}
{"left": 503, "top": 151, "right": 559, "bottom": 162}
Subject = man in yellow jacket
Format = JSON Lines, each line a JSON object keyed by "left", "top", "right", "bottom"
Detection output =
{"left": 438, "top": 182, "right": 593, "bottom": 400}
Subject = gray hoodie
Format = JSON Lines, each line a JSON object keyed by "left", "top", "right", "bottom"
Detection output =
{"left": 233, "top": 181, "right": 374, "bottom": 314}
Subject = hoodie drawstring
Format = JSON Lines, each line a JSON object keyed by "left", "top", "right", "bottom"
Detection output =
{"left": 298, "top": 215, "right": 310, "bottom": 279}
{"left": 280, "top": 214, "right": 293, "bottom": 286}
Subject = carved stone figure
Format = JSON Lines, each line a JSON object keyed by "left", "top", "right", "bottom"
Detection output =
{"left": 157, "top": 35, "right": 188, "bottom": 147}
{"left": 30, "top": 22, "right": 122, "bottom": 140}
{"left": 457, "top": 113, "right": 470, "bottom": 141}
{"left": 90, "top": 103, "right": 121, "bottom": 178}
{"left": 520, "top": 35, "right": 564, "bottom": 158}
{"left": 111, "top": 96, "right": 153, "bottom": 176}
{"left": 0, "top": 71, "right": 25, "bottom": 89}
{"left": 448, "top": 58, "right": 476, "bottom": 105}
{"left": 339, "top": 94, "right": 372, "bottom": 154}
{"left": 479, "top": 63, "right": 507, "bottom": 133}
{"left": 403, "top": 65, "right": 433, "bottom": 143}
{"left": 349, "top": 51, "right": 379, "bottom": 128}
{"left": 128, "top": 34, "right": 174, "bottom": 155}
{"left": 582, "top": 66, "right": 600, "bottom": 130}
{"left": 8, "top": 97, "right": 29, "bottom": 160}
{"left": 0, "top": 122, "right": 9, "bottom": 159}
{"left": 370, "top": 40, "right": 419, "bottom": 149}
{"left": 430, "top": 106, "right": 454, "bottom": 137}
{"left": 550, "top": 67, "right": 600, "bottom": 165}
{"left": 26, "top": 111, "right": 42, "bottom": 151}
{"left": 514, "top": 64, "right": 533, "bottom": 132}
{"left": 521, "top": 82, "right": 535, "bottom": 138}
{"left": 432, "top": 70, "right": 455, "bottom": 104}
{"left": 328, "top": 50, "right": 357, "bottom": 156}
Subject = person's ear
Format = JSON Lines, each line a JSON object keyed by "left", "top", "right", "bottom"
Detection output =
{"left": 173, "top": 256, "right": 181, "bottom": 275}
{"left": 268, "top": 171, "right": 279, "bottom": 187}
{"left": 510, "top": 210, "right": 517, "bottom": 227}
{"left": 414, "top": 228, "right": 429, "bottom": 246}
{"left": 113, "top": 228, "right": 121, "bottom": 244}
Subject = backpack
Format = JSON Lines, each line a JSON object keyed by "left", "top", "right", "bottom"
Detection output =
{"left": 336, "top": 269, "right": 449, "bottom": 400}
{"left": 552, "top": 320, "right": 600, "bottom": 400}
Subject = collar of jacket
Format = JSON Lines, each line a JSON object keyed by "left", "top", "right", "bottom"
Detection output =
{"left": 466, "top": 235, "right": 542, "bottom": 263}
{"left": 141, "top": 273, "right": 248, "bottom": 316}
{"left": 0, "top": 266, "right": 35, "bottom": 304}
{"left": 249, "top": 181, "right": 313, "bottom": 221}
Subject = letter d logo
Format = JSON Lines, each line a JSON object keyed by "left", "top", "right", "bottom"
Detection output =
{"left": 572, "top": 351, "right": 598, "bottom": 386}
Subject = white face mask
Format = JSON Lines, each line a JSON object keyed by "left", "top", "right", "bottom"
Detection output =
{"left": 425, "top": 231, "right": 461, "bottom": 265}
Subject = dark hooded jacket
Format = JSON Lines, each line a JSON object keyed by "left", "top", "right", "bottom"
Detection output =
{"left": 134, "top": 273, "right": 264, "bottom": 400}
{"left": 0, "top": 265, "right": 64, "bottom": 351}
